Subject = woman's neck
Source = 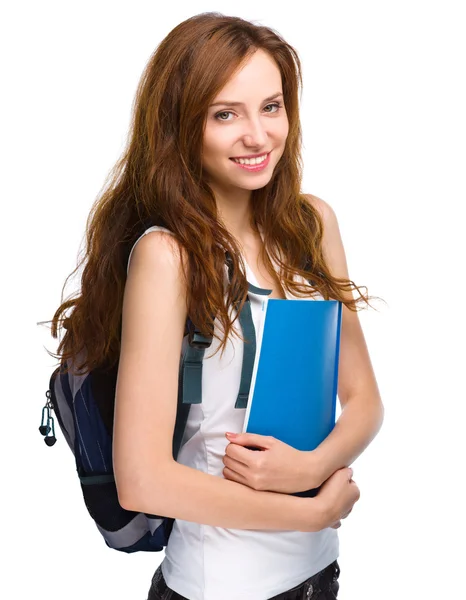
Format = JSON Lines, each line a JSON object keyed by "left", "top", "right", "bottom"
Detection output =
{"left": 213, "top": 186, "right": 256, "bottom": 243}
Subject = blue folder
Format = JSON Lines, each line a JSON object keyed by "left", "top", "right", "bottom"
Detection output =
{"left": 242, "top": 299, "right": 343, "bottom": 496}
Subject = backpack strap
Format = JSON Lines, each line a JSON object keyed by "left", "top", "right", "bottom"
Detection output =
{"left": 234, "top": 297, "right": 256, "bottom": 409}
{"left": 174, "top": 322, "right": 212, "bottom": 458}
{"left": 181, "top": 324, "right": 212, "bottom": 406}
{"left": 223, "top": 251, "right": 272, "bottom": 409}
{"left": 234, "top": 280, "right": 273, "bottom": 408}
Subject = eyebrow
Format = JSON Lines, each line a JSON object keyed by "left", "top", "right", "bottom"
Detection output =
{"left": 209, "top": 92, "right": 284, "bottom": 108}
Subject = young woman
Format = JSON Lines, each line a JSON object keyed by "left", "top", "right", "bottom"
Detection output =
{"left": 51, "top": 12, "right": 383, "bottom": 600}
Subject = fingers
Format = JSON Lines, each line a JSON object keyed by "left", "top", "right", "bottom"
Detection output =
{"left": 225, "top": 442, "right": 257, "bottom": 466}
{"left": 223, "top": 466, "right": 248, "bottom": 486}
{"left": 226, "top": 432, "right": 271, "bottom": 449}
{"left": 330, "top": 505, "right": 354, "bottom": 529}
{"left": 330, "top": 511, "right": 352, "bottom": 528}
{"left": 223, "top": 454, "right": 248, "bottom": 475}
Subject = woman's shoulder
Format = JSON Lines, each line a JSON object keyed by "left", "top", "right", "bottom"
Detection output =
{"left": 126, "top": 225, "right": 185, "bottom": 276}
{"left": 123, "top": 225, "right": 188, "bottom": 332}
{"left": 303, "top": 193, "right": 337, "bottom": 223}
{"left": 302, "top": 193, "right": 342, "bottom": 250}
{"left": 303, "top": 193, "right": 352, "bottom": 299}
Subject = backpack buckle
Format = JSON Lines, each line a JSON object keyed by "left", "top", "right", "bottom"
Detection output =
{"left": 186, "top": 317, "right": 213, "bottom": 349}
{"left": 189, "top": 330, "right": 212, "bottom": 349}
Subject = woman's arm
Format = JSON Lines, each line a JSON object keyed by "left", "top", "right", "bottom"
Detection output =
{"left": 303, "top": 194, "right": 384, "bottom": 482}
{"left": 222, "top": 195, "right": 384, "bottom": 492}
{"left": 113, "top": 231, "right": 324, "bottom": 532}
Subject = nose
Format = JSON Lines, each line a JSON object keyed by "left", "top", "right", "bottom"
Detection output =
{"left": 242, "top": 117, "right": 268, "bottom": 148}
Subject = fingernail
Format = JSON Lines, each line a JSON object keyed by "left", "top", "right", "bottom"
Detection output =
{"left": 225, "top": 432, "right": 237, "bottom": 438}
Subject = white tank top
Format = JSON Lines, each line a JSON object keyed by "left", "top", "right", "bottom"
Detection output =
{"left": 128, "top": 226, "right": 339, "bottom": 600}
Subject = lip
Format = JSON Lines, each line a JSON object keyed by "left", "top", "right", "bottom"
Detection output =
{"left": 229, "top": 151, "right": 271, "bottom": 172}
{"left": 231, "top": 151, "right": 271, "bottom": 159}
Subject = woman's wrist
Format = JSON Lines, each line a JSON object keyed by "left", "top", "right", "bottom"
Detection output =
{"left": 299, "top": 450, "right": 326, "bottom": 490}
{"left": 291, "top": 496, "right": 327, "bottom": 533}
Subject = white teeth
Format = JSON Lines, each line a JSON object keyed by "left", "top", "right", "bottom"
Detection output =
{"left": 233, "top": 153, "right": 268, "bottom": 165}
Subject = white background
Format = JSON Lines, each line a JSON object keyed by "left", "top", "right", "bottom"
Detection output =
{"left": 2, "top": 1, "right": 465, "bottom": 598}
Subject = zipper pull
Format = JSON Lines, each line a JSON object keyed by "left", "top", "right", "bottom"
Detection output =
{"left": 39, "top": 390, "right": 57, "bottom": 446}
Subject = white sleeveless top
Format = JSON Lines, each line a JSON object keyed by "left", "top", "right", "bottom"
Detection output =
{"left": 128, "top": 226, "right": 339, "bottom": 600}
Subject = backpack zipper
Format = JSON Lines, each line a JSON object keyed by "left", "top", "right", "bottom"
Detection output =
{"left": 39, "top": 369, "right": 60, "bottom": 446}
{"left": 39, "top": 389, "right": 57, "bottom": 446}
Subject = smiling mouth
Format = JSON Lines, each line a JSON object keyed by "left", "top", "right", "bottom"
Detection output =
{"left": 230, "top": 151, "right": 270, "bottom": 166}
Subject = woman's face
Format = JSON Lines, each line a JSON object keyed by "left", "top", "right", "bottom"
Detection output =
{"left": 202, "top": 49, "right": 289, "bottom": 195}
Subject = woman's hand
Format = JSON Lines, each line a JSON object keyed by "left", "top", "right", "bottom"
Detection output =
{"left": 316, "top": 467, "right": 360, "bottom": 529}
{"left": 222, "top": 432, "right": 323, "bottom": 494}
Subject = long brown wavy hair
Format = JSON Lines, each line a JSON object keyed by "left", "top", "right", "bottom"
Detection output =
{"left": 46, "top": 12, "right": 376, "bottom": 375}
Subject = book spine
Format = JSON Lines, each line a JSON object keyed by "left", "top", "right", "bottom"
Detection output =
{"left": 331, "top": 301, "right": 343, "bottom": 424}
{"left": 242, "top": 297, "right": 270, "bottom": 433}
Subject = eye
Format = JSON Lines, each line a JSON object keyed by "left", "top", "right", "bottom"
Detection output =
{"left": 263, "top": 102, "right": 282, "bottom": 113}
{"left": 213, "top": 102, "right": 283, "bottom": 122}
{"left": 215, "top": 110, "right": 234, "bottom": 121}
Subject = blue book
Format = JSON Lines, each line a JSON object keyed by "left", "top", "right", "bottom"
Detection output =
{"left": 242, "top": 299, "right": 343, "bottom": 497}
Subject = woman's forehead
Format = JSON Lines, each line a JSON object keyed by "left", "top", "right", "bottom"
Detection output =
{"left": 212, "top": 50, "right": 282, "bottom": 104}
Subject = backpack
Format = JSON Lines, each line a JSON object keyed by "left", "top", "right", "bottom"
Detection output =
{"left": 39, "top": 241, "right": 271, "bottom": 554}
